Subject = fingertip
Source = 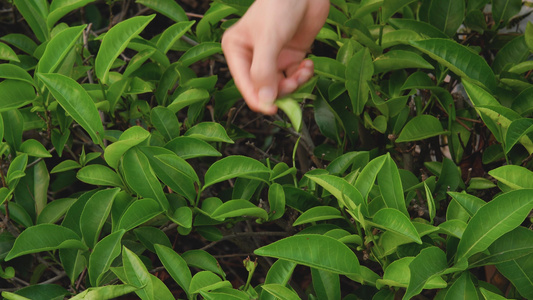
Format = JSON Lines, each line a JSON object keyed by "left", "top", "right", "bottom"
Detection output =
{"left": 279, "top": 78, "right": 298, "bottom": 96}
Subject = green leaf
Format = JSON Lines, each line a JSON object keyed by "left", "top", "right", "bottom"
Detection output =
{"left": 0, "top": 42, "right": 19, "bottom": 62}
{"left": 354, "top": 154, "right": 387, "bottom": 201}
{"left": 132, "top": 227, "right": 170, "bottom": 254}
{"left": 178, "top": 42, "right": 222, "bottom": 67}
{"left": 496, "top": 252, "right": 533, "bottom": 299}
{"left": 382, "top": 0, "right": 418, "bottom": 20}
{"left": 259, "top": 260, "right": 296, "bottom": 300}
{"left": 77, "top": 165, "right": 124, "bottom": 188}
{"left": 268, "top": 183, "right": 285, "bottom": 221}
{"left": 80, "top": 188, "right": 120, "bottom": 249}
{"left": 376, "top": 257, "right": 447, "bottom": 289}
{"left": 122, "top": 147, "right": 169, "bottom": 210}
{"left": 311, "top": 268, "right": 341, "bottom": 300}
{"left": 12, "top": 0, "right": 49, "bottom": 42}
{"left": 38, "top": 73, "right": 104, "bottom": 147}
{"left": 470, "top": 227, "right": 533, "bottom": 267}
{"left": 135, "top": 0, "right": 188, "bottom": 22}
{"left": 0, "top": 80, "right": 36, "bottom": 112}
{"left": 6, "top": 224, "right": 86, "bottom": 261}
{"left": 444, "top": 272, "right": 478, "bottom": 300}
{"left": 505, "top": 118, "right": 533, "bottom": 154}
{"left": 51, "top": 160, "right": 81, "bottom": 174}
{"left": 184, "top": 122, "right": 234, "bottom": 143}
{"left": 369, "top": 208, "right": 422, "bottom": 244}
{"left": 95, "top": 15, "right": 155, "bottom": 84}
{"left": 492, "top": 0, "right": 522, "bottom": 26}
{"left": 6, "top": 154, "right": 28, "bottom": 190}
{"left": 492, "top": 36, "right": 529, "bottom": 74}
{"left": 378, "top": 154, "right": 408, "bottom": 216}
{"left": 88, "top": 229, "right": 125, "bottom": 287}
{"left": 169, "top": 206, "right": 193, "bottom": 228}
{"left": 104, "top": 126, "right": 150, "bottom": 170}
{"left": 254, "top": 234, "right": 360, "bottom": 275}
{"left": 203, "top": 156, "right": 270, "bottom": 189}
{"left": 479, "top": 288, "right": 508, "bottom": 300}
{"left": 403, "top": 247, "right": 448, "bottom": 300}
{"left": 396, "top": 115, "right": 446, "bottom": 142}
{"left": 447, "top": 192, "right": 485, "bottom": 217}
{"left": 410, "top": 39, "right": 497, "bottom": 90}
{"left": 7, "top": 284, "right": 70, "bottom": 300}
{"left": 346, "top": 48, "right": 373, "bottom": 115}
{"left": 122, "top": 246, "right": 153, "bottom": 299}
{"left": 456, "top": 189, "right": 533, "bottom": 264}
{"left": 0, "top": 33, "right": 38, "bottom": 55}
{"left": 48, "top": 0, "right": 94, "bottom": 27}
{"left": 168, "top": 88, "right": 210, "bottom": 113}
{"left": 276, "top": 97, "right": 303, "bottom": 132}
{"left": 37, "top": 25, "right": 85, "bottom": 74}
{"left": 311, "top": 57, "right": 346, "bottom": 81}
{"left": 69, "top": 285, "right": 138, "bottom": 300}
{"left": 165, "top": 136, "right": 221, "bottom": 159}
{"left": 116, "top": 198, "right": 163, "bottom": 232}
{"left": 140, "top": 147, "right": 198, "bottom": 201}
{"left": 182, "top": 250, "right": 224, "bottom": 276}
{"left": 261, "top": 284, "right": 301, "bottom": 300}
{"left": 389, "top": 18, "right": 448, "bottom": 38}
{"left": 373, "top": 50, "right": 434, "bottom": 74}
{"left": 189, "top": 271, "right": 231, "bottom": 294}
{"left": 488, "top": 165, "right": 533, "bottom": 190}
{"left": 0, "top": 64, "right": 33, "bottom": 85}
{"left": 155, "top": 244, "right": 192, "bottom": 298}
{"left": 150, "top": 107, "right": 180, "bottom": 142}
{"left": 210, "top": 199, "right": 268, "bottom": 221}
{"left": 156, "top": 21, "right": 195, "bottom": 54}
{"left": 293, "top": 206, "right": 343, "bottom": 226}
{"left": 36, "top": 198, "right": 76, "bottom": 224}
{"left": 122, "top": 48, "right": 156, "bottom": 77}
{"left": 20, "top": 139, "right": 51, "bottom": 158}
{"left": 428, "top": 0, "right": 465, "bottom": 36}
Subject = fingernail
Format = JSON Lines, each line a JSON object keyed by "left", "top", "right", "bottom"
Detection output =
{"left": 303, "top": 60, "right": 314, "bottom": 68}
{"left": 258, "top": 87, "right": 276, "bottom": 105}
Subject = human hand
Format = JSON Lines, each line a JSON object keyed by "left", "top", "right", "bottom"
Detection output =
{"left": 221, "top": 0, "right": 330, "bottom": 114}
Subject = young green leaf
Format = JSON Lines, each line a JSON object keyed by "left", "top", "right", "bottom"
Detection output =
{"left": 346, "top": 48, "right": 373, "bottom": 115}
{"left": 95, "top": 15, "right": 155, "bottom": 84}
{"left": 268, "top": 183, "right": 285, "bottom": 221}
{"left": 456, "top": 189, "right": 533, "bottom": 264}
{"left": 116, "top": 198, "right": 163, "bottom": 232}
{"left": 488, "top": 165, "right": 533, "bottom": 190}
{"left": 203, "top": 156, "right": 270, "bottom": 189}
{"left": 254, "top": 234, "right": 360, "bottom": 275}
{"left": 403, "top": 247, "right": 448, "bottom": 300}
{"left": 122, "top": 147, "right": 169, "bottom": 210}
{"left": 37, "top": 25, "right": 85, "bottom": 74}
{"left": 396, "top": 115, "right": 447, "bottom": 142}
{"left": 36, "top": 198, "right": 76, "bottom": 225}
{"left": 12, "top": 0, "right": 49, "bottom": 42}
{"left": 210, "top": 200, "right": 268, "bottom": 221}
{"left": 150, "top": 106, "right": 180, "bottom": 142}
{"left": 276, "top": 97, "right": 303, "bottom": 132}
{"left": 184, "top": 122, "right": 234, "bottom": 143}
{"left": 410, "top": 39, "right": 497, "bottom": 90}
{"left": 165, "top": 136, "right": 221, "bottom": 159}
{"left": 104, "top": 126, "right": 150, "bottom": 170}
{"left": 496, "top": 253, "right": 533, "bottom": 299}
{"left": 122, "top": 246, "right": 153, "bottom": 299}
{"left": 189, "top": 271, "right": 231, "bottom": 294}
{"left": 38, "top": 73, "right": 104, "bottom": 147}
{"left": 88, "top": 229, "right": 125, "bottom": 287}
{"left": 80, "top": 188, "right": 120, "bottom": 249}
{"left": 261, "top": 284, "right": 301, "bottom": 300}
{"left": 133, "top": 227, "right": 172, "bottom": 253}
{"left": 428, "top": 0, "right": 465, "bottom": 36}
{"left": 182, "top": 250, "right": 225, "bottom": 277}
{"left": 177, "top": 42, "right": 222, "bottom": 67}
{"left": 69, "top": 285, "right": 138, "bottom": 300}
{"left": 378, "top": 154, "right": 408, "bottom": 216}
{"left": 369, "top": 208, "right": 422, "bottom": 244}
{"left": 156, "top": 21, "right": 195, "bottom": 54}
{"left": 136, "top": 0, "right": 188, "bottom": 22}
{"left": 311, "top": 268, "right": 341, "bottom": 300}
{"left": 505, "top": 118, "right": 533, "bottom": 154}
{"left": 259, "top": 260, "right": 297, "bottom": 300}
{"left": 0, "top": 80, "right": 36, "bottom": 113}
{"left": 6, "top": 224, "right": 86, "bottom": 261}
{"left": 292, "top": 206, "right": 344, "bottom": 226}
{"left": 373, "top": 50, "right": 434, "bottom": 74}
{"left": 77, "top": 165, "right": 124, "bottom": 188}
{"left": 154, "top": 244, "right": 192, "bottom": 298}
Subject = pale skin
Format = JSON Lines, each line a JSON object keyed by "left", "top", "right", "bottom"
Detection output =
{"left": 221, "top": 0, "right": 330, "bottom": 115}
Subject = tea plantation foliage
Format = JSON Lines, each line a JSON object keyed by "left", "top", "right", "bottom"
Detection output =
{"left": 1, "top": 0, "right": 533, "bottom": 299}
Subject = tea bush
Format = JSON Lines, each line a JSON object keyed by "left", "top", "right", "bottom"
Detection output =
{"left": 1, "top": 0, "right": 533, "bottom": 299}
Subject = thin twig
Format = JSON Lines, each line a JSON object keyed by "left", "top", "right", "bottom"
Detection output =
{"left": 200, "top": 231, "right": 290, "bottom": 251}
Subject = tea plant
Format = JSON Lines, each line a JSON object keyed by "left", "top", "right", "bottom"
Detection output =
{"left": 1, "top": 0, "right": 533, "bottom": 299}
